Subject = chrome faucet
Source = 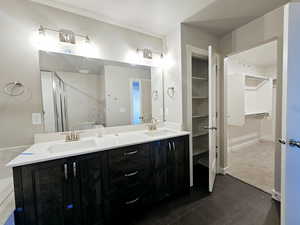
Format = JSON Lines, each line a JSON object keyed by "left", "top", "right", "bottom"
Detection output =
{"left": 62, "top": 130, "right": 80, "bottom": 142}
{"left": 147, "top": 117, "right": 159, "bottom": 131}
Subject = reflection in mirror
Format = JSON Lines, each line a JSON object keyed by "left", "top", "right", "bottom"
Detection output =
{"left": 39, "top": 51, "right": 164, "bottom": 132}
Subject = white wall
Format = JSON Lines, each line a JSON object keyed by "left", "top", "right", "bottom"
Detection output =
{"left": 104, "top": 65, "right": 151, "bottom": 127}
{"left": 220, "top": 6, "right": 284, "bottom": 193}
{"left": 0, "top": 0, "right": 162, "bottom": 148}
{"left": 164, "top": 25, "right": 183, "bottom": 125}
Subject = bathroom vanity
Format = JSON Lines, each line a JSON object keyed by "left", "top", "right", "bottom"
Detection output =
{"left": 8, "top": 130, "right": 190, "bottom": 225}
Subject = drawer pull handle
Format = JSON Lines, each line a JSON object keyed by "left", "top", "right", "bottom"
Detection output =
{"left": 124, "top": 150, "right": 138, "bottom": 156}
{"left": 64, "top": 164, "right": 68, "bottom": 180}
{"left": 73, "top": 162, "right": 77, "bottom": 178}
{"left": 125, "top": 197, "right": 139, "bottom": 205}
{"left": 124, "top": 171, "right": 139, "bottom": 177}
{"left": 168, "top": 142, "right": 171, "bottom": 151}
{"left": 172, "top": 142, "right": 176, "bottom": 151}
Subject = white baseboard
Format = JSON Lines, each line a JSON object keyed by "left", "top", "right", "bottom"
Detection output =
{"left": 219, "top": 167, "right": 228, "bottom": 175}
{"left": 272, "top": 189, "right": 281, "bottom": 202}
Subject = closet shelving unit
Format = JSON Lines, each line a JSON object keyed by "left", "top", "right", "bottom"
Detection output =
{"left": 191, "top": 57, "right": 209, "bottom": 168}
{"left": 244, "top": 74, "right": 273, "bottom": 117}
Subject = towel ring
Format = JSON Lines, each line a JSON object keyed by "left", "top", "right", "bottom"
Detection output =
{"left": 3, "top": 82, "right": 25, "bottom": 96}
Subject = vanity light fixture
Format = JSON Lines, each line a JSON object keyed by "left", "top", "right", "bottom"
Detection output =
{"left": 59, "top": 29, "right": 76, "bottom": 44}
{"left": 38, "top": 25, "right": 90, "bottom": 45}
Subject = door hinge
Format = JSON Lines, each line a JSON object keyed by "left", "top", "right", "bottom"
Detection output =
{"left": 216, "top": 112, "right": 218, "bottom": 118}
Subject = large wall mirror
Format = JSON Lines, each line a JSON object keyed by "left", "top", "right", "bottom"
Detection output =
{"left": 39, "top": 51, "right": 164, "bottom": 132}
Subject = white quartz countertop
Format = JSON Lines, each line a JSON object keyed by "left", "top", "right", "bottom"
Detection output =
{"left": 7, "top": 129, "right": 190, "bottom": 167}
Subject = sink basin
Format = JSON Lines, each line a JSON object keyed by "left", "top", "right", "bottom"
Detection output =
{"left": 47, "top": 139, "right": 97, "bottom": 154}
{"left": 144, "top": 130, "right": 177, "bottom": 137}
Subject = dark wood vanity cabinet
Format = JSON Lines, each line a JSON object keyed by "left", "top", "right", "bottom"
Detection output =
{"left": 13, "top": 135, "right": 189, "bottom": 225}
{"left": 14, "top": 154, "right": 105, "bottom": 225}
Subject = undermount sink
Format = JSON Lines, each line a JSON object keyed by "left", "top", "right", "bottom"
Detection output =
{"left": 47, "top": 139, "right": 97, "bottom": 154}
{"left": 144, "top": 129, "right": 177, "bottom": 137}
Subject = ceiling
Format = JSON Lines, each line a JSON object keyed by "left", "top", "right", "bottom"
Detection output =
{"left": 31, "top": 0, "right": 289, "bottom": 38}
{"left": 184, "top": 0, "right": 289, "bottom": 36}
{"left": 31, "top": 0, "right": 215, "bottom": 37}
{"left": 230, "top": 41, "right": 277, "bottom": 67}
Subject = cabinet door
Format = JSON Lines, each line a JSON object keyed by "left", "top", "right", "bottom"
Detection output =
{"left": 22, "top": 159, "right": 73, "bottom": 225}
{"left": 73, "top": 153, "right": 104, "bottom": 225}
{"left": 151, "top": 141, "right": 169, "bottom": 201}
{"left": 167, "top": 136, "right": 190, "bottom": 195}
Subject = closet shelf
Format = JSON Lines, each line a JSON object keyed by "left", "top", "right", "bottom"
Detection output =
{"left": 193, "top": 132, "right": 209, "bottom": 137}
{"left": 245, "top": 74, "right": 269, "bottom": 80}
{"left": 195, "top": 152, "right": 209, "bottom": 167}
{"left": 245, "top": 111, "right": 269, "bottom": 116}
{"left": 192, "top": 76, "right": 208, "bottom": 81}
{"left": 192, "top": 114, "right": 208, "bottom": 118}
{"left": 192, "top": 96, "right": 208, "bottom": 100}
{"left": 193, "top": 148, "right": 208, "bottom": 156}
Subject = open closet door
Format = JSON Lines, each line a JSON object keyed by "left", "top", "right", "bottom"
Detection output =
{"left": 208, "top": 45, "right": 218, "bottom": 192}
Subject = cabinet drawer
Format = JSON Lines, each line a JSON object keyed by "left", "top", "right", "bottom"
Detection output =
{"left": 108, "top": 169, "right": 152, "bottom": 194}
{"left": 106, "top": 185, "right": 152, "bottom": 222}
{"left": 109, "top": 145, "right": 151, "bottom": 174}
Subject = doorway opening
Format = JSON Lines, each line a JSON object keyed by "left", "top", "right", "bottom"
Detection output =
{"left": 130, "top": 79, "right": 152, "bottom": 124}
{"left": 186, "top": 45, "right": 219, "bottom": 193}
{"left": 224, "top": 40, "right": 278, "bottom": 194}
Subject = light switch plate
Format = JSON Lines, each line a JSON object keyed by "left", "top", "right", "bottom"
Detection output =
{"left": 32, "top": 113, "right": 42, "bottom": 125}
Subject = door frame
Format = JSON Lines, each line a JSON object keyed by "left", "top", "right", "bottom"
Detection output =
{"left": 221, "top": 38, "right": 281, "bottom": 197}
{"left": 280, "top": 4, "right": 291, "bottom": 225}
{"left": 186, "top": 45, "right": 221, "bottom": 187}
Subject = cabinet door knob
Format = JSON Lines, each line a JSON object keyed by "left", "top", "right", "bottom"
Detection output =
{"left": 64, "top": 164, "right": 68, "bottom": 180}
